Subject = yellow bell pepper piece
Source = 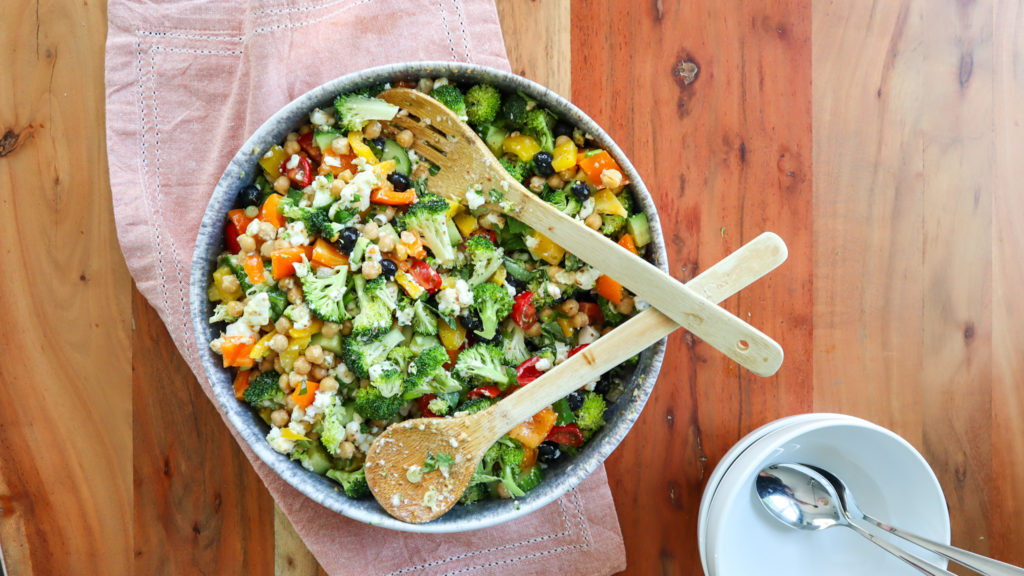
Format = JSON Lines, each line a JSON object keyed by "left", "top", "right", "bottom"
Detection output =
{"left": 259, "top": 145, "right": 288, "bottom": 179}
{"left": 374, "top": 159, "right": 396, "bottom": 180}
{"left": 288, "top": 318, "right": 324, "bottom": 339}
{"left": 453, "top": 212, "right": 480, "bottom": 237}
{"left": 348, "top": 132, "right": 378, "bottom": 164}
{"left": 249, "top": 332, "right": 277, "bottom": 359}
{"left": 396, "top": 270, "right": 426, "bottom": 299}
{"left": 440, "top": 276, "right": 458, "bottom": 291}
{"left": 591, "top": 189, "right": 628, "bottom": 217}
{"left": 556, "top": 316, "right": 575, "bottom": 339}
{"left": 438, "top": 318, "right": 467, "bottom": 351}
{"left": 280, "top": 428, "right": 310, "bottom": 441}
{"left": 551, "top": 139, "right": 578, "bottom": 172}
{"left": 207, "top": 285, "right": 222, "bottom": 302}
{"left": 213, "top": 265, "right": 242, "bottom": 302}
{"left": 279, "top": 335, "right": 311, "bottom": 372}
{"left": 527, "top": 232, "right": 565, "bottom": 266}
{"left": 489, "top": 265, "right": 506, "bottom": 286}
{"left": 502, "top": 134, "right": 542, "bottom": 162}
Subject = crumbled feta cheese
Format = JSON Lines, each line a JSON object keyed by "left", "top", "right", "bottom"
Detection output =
{"left": 302, "top": 390, "right": 336, "bottom": 423}
{"left": 284, "top": 303, "right": 312, "bottom": 331}
{"left": 578, "top": 197, "right": 596, "bottom": 219}
{"left": 309, "top": 107, "right": 333, "bottom": 129}
{"left": 535, "top": 357, "right": 553, "bottom": 372}
{"left": 286, "top": 154, "right": 300, "bottom": 170}
{"left": 266, "top": 427, "right": 295, "bottom": 454}
{"left": 552, "top": 268, "right": 575, "bottom": 285}
{"left": 554, "top": 341, "right": 570, "bottom": 365}
{"left": 310, "top": 175, "right": 334, "bottom": 208}
{"left": 340, "top": 169, "right": 376, "bottom": 212}
{"left": 368, "top": 363, "right": 385, "bottom": 382}
{"left": 574, "top": 266, "right": 602, "bottom": 290}
{"left": 503, "top": 282, "right": 517, "bottom": 298}
{"left": 524, "top": 234, "right": 540, "bottom": 251}
{"left": 242, "top": 292, "right": 272, "bottom": 327}
{"left": 577, "top": 325, "right": 600, "bottom": 345}
{"left": 454, "top": 279, "right": 474, "bottom": 307}
{"left": 437, "top": 279, "right": 474, "bottom": 316}
{"left": 391, "top": 494, "right": 403, "bottom": 506}
{"left": 225, "top": 320, "right": 254, "bottom": 338}
{"left": 396, "top": 305, "right": 414, "bottom": 326}
{"left": 433, "top": 77, "right": 449, "bottom": 87}
{"left": 546, "top": 282, "right": 561, "bottom": 299}
{"left": 465, "top": 187, "right": 485, "bottom": 210}
{"left": 365, "top": 244, "right": 382, "bottom": 262}
{"left": 634, "top": 296, "right": 650, "bottom": 311}
{"left": 324, "top": 154, "right": 342, "bottom": 168}
{"left": 285, "top": 221, "right": 311, "bottom": 246}
{"left": 583, "top": 378, "right": 600, "bottom": 391}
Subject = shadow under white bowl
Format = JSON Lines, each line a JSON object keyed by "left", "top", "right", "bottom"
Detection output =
{"left": 702, "top": 417, "right": 950, "bottom": 576}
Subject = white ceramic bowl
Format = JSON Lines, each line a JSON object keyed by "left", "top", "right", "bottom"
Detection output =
{"left": 702, "top": 416, "right": 950, "bottom": 575}
{"left": 697, "top": 413, "right": 859, "bottom": 572}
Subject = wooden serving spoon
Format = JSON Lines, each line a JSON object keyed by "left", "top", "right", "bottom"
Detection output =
{"left": 364, "top": 232, "right": 788, "bottom": 523}
{"left": 379, "top": 88, "right": 783, "bottom": 378}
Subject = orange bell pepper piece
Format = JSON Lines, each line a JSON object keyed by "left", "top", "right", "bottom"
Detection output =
{"left": 233, "top": 370, "right": 252, "bottom": 399}
{"left": 221, "top": 336, "right": 257, "bottom": 368}
{"left": 243, "top": 253, "right": 266, "bottom": 285}
{"left": 596, "top": 275, "right": 623, "bottom": 305}
{"left": 521, "top": 446, "right": 538, "bottom": 472}
{"left": 401, "top": 233, "right": 427, "bottom": 260}
{"left": 370, "top": 185, "right": 417, "bottom": 206}
{"left": 508, "top": 407, "right": 558, "bottom": 449}
{"left": 228, "top": 209, "right": 255, "bottom": 237}
{"left": 271, "top": 246, "right": 314, "bottom": 280}
{"left": 291, "top": 380, "right": 320, "bottom": 410}
{"left": 311, "top": 238, "right": 349, "bottom": 269}
{"left": 320, "top": 149, "right": 358, "bottom": 177}
{"left": 260, "top": 193, "right": 285, "bottom": 230}
{"left": 578, "top": 150, "right": 622, "bottom": 186}
{"left": 617, "top": 232, "right": 639, "bottom": 256}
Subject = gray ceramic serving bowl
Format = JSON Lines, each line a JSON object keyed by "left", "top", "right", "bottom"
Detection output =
{"left": 189, "top": 62, "right": 669, "bottom": 533}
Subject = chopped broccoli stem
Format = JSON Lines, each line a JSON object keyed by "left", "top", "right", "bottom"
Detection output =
{"left": 464, "top": 235, "right": 504, "bottom": 286}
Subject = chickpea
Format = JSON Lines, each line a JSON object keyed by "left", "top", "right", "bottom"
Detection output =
{"left": 571, "top": 311, "right": 590, "bottom": 328}
{"left": 559, "top": 299, "right": 580, "bottom": 317}
{"left": 601, "top": 326, "right": 615, "bottom": 336}
{"left": 278, "top": 277, "right": 297, "bottom": 291}
{"left": 304, "top": 344, "right": 325, "bottom": 365}
{"left": 288, "top": 372, "right": 305, "bottom": 387}
{"left": 331, "top": 137, "right": 350, "bottom": 155}
{"left": 539, "top": 307, "right": 556, "bottom": 322}
{"left": 416, "top": 78, "right": 434, "bottom": 93}
{"left": 396, "top": 129, "right": 414, "bottom": 148}
{"left": 298, "top": 125, "right": 312, "bottom": 135}
{"left": 330, "top": 178, "right": 344, "bottom": 195}
{"left": 284, "top": 140, "right": 301, "bottom": 155}
{"left": 270, "top": 409, "right": 290, "bottom": 428}
{"left": 525, "top": 322, "right": 543, "bottom": 337}
{"left": 219, "top": 274, "right": 240, "bottom": 294}
{"left": 412, "top": 163, "right": 430, "bottom": 180}
{"left": 363, "top": 121, "right": 382, "bottom": 140}
{"left": 362, "top": 221, "right": 379, "bottom": 240}
{"left": 528, "top": 175, "right": 546, "bottom": 192}
{"left": 559, "top": 166, "right": 578, "bottom": 181}
{"left": 321, "top": 322, "right": 340, "bottom": 338}
{"left": 394, "top": 243, "right": 409, "bottom": 261}
{"left": 359, "top": 379, "right": 371, "bottom": 389}
{"left": 616, "top": 295, "right": 635, "bottom": 315}
{"left": 278, "top": 373, "right": 291, "bottom": 392}
{"left": 335, "top": 441, "right": 356, "bottom": 459}
{"left": 287, "top": 287, "right": 304, "bottom": 305}
{"left": 585, "top": 213, "right": 602, "bottom": 230}
{"left": 285, "top": 132, "right": 299, "bottom": 142}
{"left": 378, "top": 233, "right": 396, "bottom": 253}
{"left": 600, "top": 168, "right": 623, "bottom": 190}
{"left": 274, "top": 316, "right": 292, "bottom": 335}
{"left": 496, "top": 483, "right": 512, "bottom": 499}
{"left": 269, "top": 334, "right": 289, "bottom": 353}
{"left": 260, "top": 240, "right": 276, "bottom": 258}
{"left": 273, "top": 175, "right": 291, "bottom": 195}
{"left": 293, "top": 357, "right": 311, "bottom": 376}
{"left": 311, "top": 366, "right": 327, "bottom": 381}
{"left": 259, "top": 356, "right": 275, "bottom": 373}
{"left": 258, "top": 221, "right": 277, "bottom": 240}
{"left": 319, "top": 376, "right": 340, "bottom": 393}
{"left": 273, "top": 356, "right": 284, "bottom": 374}
{"left": 322, "top": 353, "right": 337, "bottom": 369}
{"left": 341, "top": 320, "right": 353, "bottom": 336}
{"left": 226, "top": 300, "right": 245, "bottom": 318}
{"left": 547, "top": 266, "right": 564, "bottom": 281}
{"left": 284, "top": 396, "right": 297, "bottom": 411}
{"left": 361, "top": 260, "right": 382, "bottom": 280}
{"left": 339, "top": 169, "right": 354, "bottom": 183}
{"left": 547, "top": 175, "right": 564, "bottom": 190}
{"left": 237, "top": 235, "right": 257, "bottom": 254}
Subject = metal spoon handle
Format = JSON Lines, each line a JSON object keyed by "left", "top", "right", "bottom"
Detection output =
{"left": 843, "top": 518, "right": 957, "bottom": 576}
{"left": 860, "top": 514, "right": 1024, "bottom": 575}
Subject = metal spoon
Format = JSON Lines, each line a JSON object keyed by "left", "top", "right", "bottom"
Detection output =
{"left": 807, "top": 465, "right": 1024, "bottom": 576}
{"left": 755, "top": 463, "right": 955, "bottom": 575}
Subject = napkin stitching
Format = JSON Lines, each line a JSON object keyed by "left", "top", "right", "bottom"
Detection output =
{"left": 449, "top": 0, "right": 472, "bottom": 61}
{"left": 435, "top": 0, "right": 458, "bottom": 61}
{"left": 136, "top": 29, "right": 244, "bottom": 42}
{"left": 382, "top": 492, "right": 582, "bottom": 575}
{"left": 253, "top": 0, "right": 359, "bottom": 17}
{"left": 251, "top": 0, "right": 376, "bottom": 35}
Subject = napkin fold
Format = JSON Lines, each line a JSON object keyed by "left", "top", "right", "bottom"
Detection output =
{"left": 105, "top": 1, "right": 627, "bottom": 574}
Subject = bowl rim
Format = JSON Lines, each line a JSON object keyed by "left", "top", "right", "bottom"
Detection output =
{"left": 188, "top": 61, "right": 670, "bottom": 533}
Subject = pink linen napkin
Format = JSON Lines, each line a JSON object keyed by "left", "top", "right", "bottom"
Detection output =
{"left": 105, "top": 1, "right": 627, "bottom": 574}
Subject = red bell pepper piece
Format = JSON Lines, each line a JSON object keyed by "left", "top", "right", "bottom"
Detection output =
{"left": 512, "top": 291, "right": 537, "bottom": 329}
{"left": 225, "top": 219, "right": 242, "bottom": 254}
{"left": 468, "top": 228, "right": 498, "bottom": 244}
{"left": 568, "top": 343, "right": 590, "bottom": 358}
{"left": 417, "top": 394, "right": 440, "bottom": 417}
{"left": 410, "top": 260, "right": 442, "bottom": 294}
{"left": 297, "top": 132, "right": 322, "bottom": 163}
{"left": 546, "top": 423, "right": 584, "bottom": 447}
{"left": 467, "top": 385, "right": 501, "bottom": 400}
{"left": 516, "top": 357, "right": 545, "bottom": 387}
{"left": 577, "top": 301, "right": 604, "bottom": 326}
{"left": 280, "top": 154, "right": 313, "bottom": 188}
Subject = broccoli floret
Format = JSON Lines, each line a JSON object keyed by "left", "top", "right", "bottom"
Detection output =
{"left": 598, "top": 296, "right": 624, "bottom": 326}
{"left": 299, "top": 266, "right": 350, "bottom": 323}
{"left": 242, "top": 371, "right": 285, "bottom": 409}
{"left": 576, "top": 391, "right": 607, "bottom": 432}
{"left": 501, "top": 92, "right": 529, "bottom": 126}
{"left": 426, "top": 396, "right": 451, "bottom": 416}
{"left": 402, "top": 194, "right": 457, "bottom": 266}
{"left": 523, "top": 109, "right": 556, "bottom": 152}
{"left": 600, "top": 214, "right": 627, "bottom": 236}
{"left": 454, "top": 344, "right": 514, "bottom": 388}
{"left": 616, "top": 190, "right": 635, "bottom": 215}
{"left": 460, "top": 482, "right": 491, "bottom": 505}
{"left": 465, "top": 84, "right": 501, "bottom": 126}
{"left": 333, "top": 93, "right": 399, "bottom": 133}
{"left": 354, "top": 386, "right": 404, "bottom": 420}
{"left": 464, "top": 235, "right": 504, "bottom": 286}
{"left": 290, "top": 440, "right": 332, "bottom": 474}
{"left": 387, "top": 345, "right": 416, "bottom": 372}
{"left": 563, "top": 253, "right": 584, "bottom": 272}
{"left": 351, "top": 275, "right": 396, "bottom": 340}
{"left": 457, "top": 396, "right": 494, "bottom": 415}
{"left": 499, "top": 157, "right": 529, "bottom": 182}
{"left": 540, "top": 187, "right": 581, "bottom": 217}
{"left": 327, "top": 467, "right": 371, "bottom": 499}
{"left": 370, "top": 361, "right": 404, "bottom": 398}
{"left": 430, "top": 84, "right": 467, "bottom": 120}
{"left": 341, "top": 327, "right": 406, "bottom": 379}
{"left": 501, "top": 325, "right": 531, "bottom": 365}
{"left": 412, "top": 299, "right": 439, "bottom": 335}
{"left": 319, "top": 398, "right": 353, "bottom": 456}
{"left": 209, "top": 303, "right": 240, "bottom": 324}
{"left": 404, "top": 346, "right": 463, "bottom": 399}
{"left": 277, "top": 197, "right": 340, "bottom": 241}
{"left": 470, "top": 283, "right": 514, "bottom": 340}
{"left": 483, "top": 440, "right": 526, "bottom": 498}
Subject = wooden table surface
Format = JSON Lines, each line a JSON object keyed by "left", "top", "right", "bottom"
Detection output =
{"left": 2, "top": 0, "right": 1022, "bottom": 574}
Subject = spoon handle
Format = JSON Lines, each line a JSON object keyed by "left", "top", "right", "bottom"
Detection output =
{"left": 481, "top": 232, "right": 787, "bottom": 440}
{"left": 843, "top": 519, "right": 957, "bottom": 576}
{"left": 859, "top": 514, "right": 1024, "bottom": 575}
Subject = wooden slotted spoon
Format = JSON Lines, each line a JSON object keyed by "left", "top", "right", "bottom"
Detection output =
{"left": 365, "top": 232, "right": 788, "bottom": 523}
{"left": 380, "top": 88, "right": 783, "bottom": 377}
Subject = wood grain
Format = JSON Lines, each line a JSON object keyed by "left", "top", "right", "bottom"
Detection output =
{"left": 571, "top": 1, "right": 814, "bottom": 573}
{"left": 0, "top": 0, "right": 133, "bottom": 574}
{"left": 494, "top": 0, "right": 571, "bottom": 99}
